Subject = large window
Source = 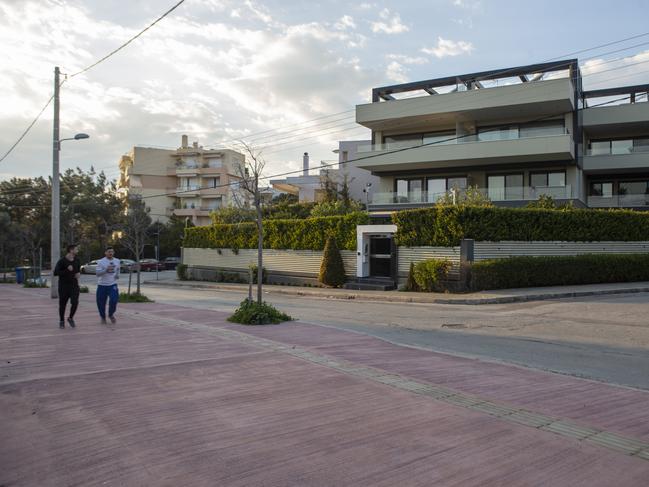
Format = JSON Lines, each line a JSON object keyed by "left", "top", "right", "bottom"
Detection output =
{"left": 395, "top": 178, "right": 424, "bottom": 203}
{"left": 530, "top": 171, "right": 565, "bottom": 188}
{"left": 588, "top": 137, "right": 649, "bottom": 155}
{"left": 488, "top": 174, "right": 524, "bottom": 201}
{"left": 426, "top": 178, "right": 446, "bottom": 202}
{"left": 590, "top": 182, "right": 613, "bottom": 197}
{"left": 478, "top": 125, "right": 518, "bottom": 142}
{"left": 423, "top": 130, "right": 456, "bottom": 146}
{"left": 384, "top": 134, "right": 422, "bottom": 150}
{"left": 519, "top": 120, "right": 565, "bottom": 138}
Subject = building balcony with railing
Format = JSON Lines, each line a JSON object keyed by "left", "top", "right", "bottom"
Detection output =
{"left": 582, "top": 137, "right": 649, "bottom": 173}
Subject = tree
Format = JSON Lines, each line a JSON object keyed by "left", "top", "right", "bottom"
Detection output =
{"left": 120, "top": 195, "right": 152, "bottom": 294}
{"left": 319, "top": 169, "right": 339, "bottom": 203}
{"left": 319, "top": 236, "right": 346, "bottom": 287}
{"left": 233, "top": 142, "right": 265, "bottom": 304}
{"left": 436, "top": 185, "right": 493, "bottom": 207}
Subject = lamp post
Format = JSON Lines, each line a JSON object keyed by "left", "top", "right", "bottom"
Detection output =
{"left": 50, "top": 68, "right": 90, "bottom": 299}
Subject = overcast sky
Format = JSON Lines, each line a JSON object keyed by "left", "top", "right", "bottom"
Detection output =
{"left": 1, "top": 0, "right": 649, "bottom": 183}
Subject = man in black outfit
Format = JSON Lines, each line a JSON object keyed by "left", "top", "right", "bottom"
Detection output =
{"left": 53, "top": 244, "right": 81, "bottom": 329}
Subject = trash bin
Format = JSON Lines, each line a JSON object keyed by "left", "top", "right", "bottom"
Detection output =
{"left": 15, "top": 267, "right": 25, "bottom": 284}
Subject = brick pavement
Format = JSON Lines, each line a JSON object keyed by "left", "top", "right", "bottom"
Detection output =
{"left": 1, "top": 285, "right": 649, "bottom": 486}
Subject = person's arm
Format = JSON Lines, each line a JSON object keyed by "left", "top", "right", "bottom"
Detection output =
{"left": 53, "top": 259, "right": 62, "bottom": 276}
{"left": 96, "top": 260, "right": 107, "bottom": 276}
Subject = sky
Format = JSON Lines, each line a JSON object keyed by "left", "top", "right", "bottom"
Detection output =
{"left": 1, "top": 0, "right": 649, "bottom": 183}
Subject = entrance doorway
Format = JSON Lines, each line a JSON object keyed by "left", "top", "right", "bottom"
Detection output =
{"left": 369, "top": 236, "right": 394, "bottom": 278}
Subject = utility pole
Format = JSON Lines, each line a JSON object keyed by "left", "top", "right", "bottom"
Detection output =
{"left": 51, "top": 66, "right": 60, "bottom": 299}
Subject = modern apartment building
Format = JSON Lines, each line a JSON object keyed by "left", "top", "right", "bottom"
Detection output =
{"left": 117, "top": 135, "right": 247, "bottom": 226}
{"left": 352, "top": 59, "right": 649, "bottom": 213}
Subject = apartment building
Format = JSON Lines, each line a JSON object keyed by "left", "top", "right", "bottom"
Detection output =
{"left": 117, "top": 135, "right": 247, "bottom": 226}
{"left": 352, "top": 59, "right": 649, "bottom": 213}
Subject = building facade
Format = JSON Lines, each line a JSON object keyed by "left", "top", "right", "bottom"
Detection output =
{"left": 352, "top": 59, "right": 649, "bottom": 213}
{"left": 117, "top": 135, "right": 247, "bottom": 226}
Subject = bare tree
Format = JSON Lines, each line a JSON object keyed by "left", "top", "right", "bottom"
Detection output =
{"left": 233, "top": 142, "right": 265, "bottom": 304}
{"left": 121, "top": 195, "right": 152, "bottom": 295}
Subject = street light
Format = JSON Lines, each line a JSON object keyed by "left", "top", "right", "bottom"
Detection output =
{"left": 51, "top": 131, "right": 90, "bottom": 299}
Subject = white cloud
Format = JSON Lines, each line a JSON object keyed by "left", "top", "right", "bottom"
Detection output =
{"left": 581, "top": 50, "right": 649, "bottom": 89}
{"left": 421, "top": 37, "right": 474, "bottom": 58}
{"left": 371, "top": 8, "right": 409, "bottom": 34}
{"left": 386, "top": 54, "right": 428, "bottom": 65}
{"left": 335, "top": 15, "right": 356, "bottom": 30}
{"left": 386, "top": 61, "right": 408, "bottom": 83}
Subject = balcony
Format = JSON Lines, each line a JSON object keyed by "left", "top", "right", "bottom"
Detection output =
{"left": 175, "top": 165, "right": 200, "bottom": 176}
{"left": 199, "top": 187, "right": 226, "bottom": 197}
{"left": 583, "top": 145, "right": 649, "bottom": 174}
{"left": 357, "top": 78, "right": 575, "bottom": 132}
{"left": 369, "top": 185, "right": 574, "bottom": 210}
{"left": 355, "top": 133, "right": 574, "bottom": 172}
{"left": 588, "top": 193, "right": 649, "bottom": 208}
{"left": 176, "top": 185, "right": 200, "bottom": 196}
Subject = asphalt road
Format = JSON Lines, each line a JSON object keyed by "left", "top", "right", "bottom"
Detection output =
{"left": 83, "top": 275, "right": 649, "bottom": 391}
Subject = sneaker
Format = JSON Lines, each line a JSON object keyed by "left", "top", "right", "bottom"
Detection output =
{"left": 59, "top": 321, "right": 65, "bottom": 329}
{"left": 109, "top": 315, "right": 116, "bottom": 324}
{"left": 67, "top": 318, "right": 76, "bottom": 328}
{"left": 100, "top": 318, "right": 107, "bottom": 325}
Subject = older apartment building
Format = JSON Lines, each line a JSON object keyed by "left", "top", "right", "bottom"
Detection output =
{"left": 353, "top": 59, "right": 649, "bottom": 213}
{"left": 117, "top": 135, "right": 247, "bottom": 226}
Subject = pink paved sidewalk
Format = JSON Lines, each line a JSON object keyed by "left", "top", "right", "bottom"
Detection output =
{"left": 1, "top": 286, "right": 649, "bottom": 486}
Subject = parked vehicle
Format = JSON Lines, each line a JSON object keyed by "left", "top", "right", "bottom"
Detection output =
{"left": 80, "top": 260, "right": 99, "bottom": 274}
{"left": 163, "top": 257, "right": 180, "bottom": 270}
{"left": 139, "top": 259, "right": 165, "bottom": 272}
{"left": 121, "top": 259, "right": 136, "bottom": 273}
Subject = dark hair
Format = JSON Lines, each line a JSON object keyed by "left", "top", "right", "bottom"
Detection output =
{"left": 66, "top": 244, "right": 77, "bottom": 253}
{"left": 105, "top": 246, "right": 114, "bottom": 252}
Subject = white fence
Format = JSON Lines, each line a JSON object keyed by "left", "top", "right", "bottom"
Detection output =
{"left": 474, "top": 241, "right": 649, "bottom": 261}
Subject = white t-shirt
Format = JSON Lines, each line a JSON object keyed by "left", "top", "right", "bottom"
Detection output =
{"left": 96, "top": 257, "right": 121, "bottom": 286}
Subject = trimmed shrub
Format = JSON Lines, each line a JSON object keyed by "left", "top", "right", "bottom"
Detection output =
{"left": 249, "top": 265, "right": 268, "bottom": 284}
{"left": 393, "top": 206, "right": 649, "bottom": 247}
{"left": 319, "top": 236, "right": 346, "bottom": 287}
{"left": 176, "top": 263, "right": 188, "bottom": 280}
{"left": 403, "top": 262, "right": 419, "bottom": 291}
{"left": 119, "top": 292, "right": 153, "bottom": 303}
{"left": 184, "top": 212, "right": 369, "bottom": 251}
{"left": 470, "top": 253, "right": 649, "bottom": 291}
{"left": 411, "top": 259, "right": 452, "bottom": 292}
{"left": 228, "top": 299, "right": 293, "bottom": 325}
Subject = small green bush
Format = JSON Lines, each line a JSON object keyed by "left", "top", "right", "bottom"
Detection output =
{"left": 249, "top": 265, "right": 268, "bottom": 284}
{"left": 119, "top": 292, "right": 153, "bottom": 303}
{"left": 79, "top": 285, "right": 89, "bottom": 293}
{"left": 403, "top": 262, "right": 419, "bottom": 291}
{"left": 411, "top": 259, "right": 451, "bottom": 292}
{"left": 176, "top": 263, "right": 188, "bottom": 280}
{"left": 0, "top": 276, "right": 15, "bottom": 284}
{"left": 470, "top": 253, "right": 649, "bottom": 291}
{"left": 227, "top": 299, "right": 292, "bottom": 325}
{"left": 319, "top": 236, "right": 346, "bottom": 287}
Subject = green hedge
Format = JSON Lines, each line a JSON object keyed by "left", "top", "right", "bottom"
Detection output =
{"left": 184, "top": 212, "right": 369, "bottom": 251}
{"left": 411, "top": 258, "right": 452, "bottom": 292}
{"left": 393, "top": 206, "right": 649, "bottom": 247}
{"left": 470, "top": 254, "right": 649, "bottom": 291}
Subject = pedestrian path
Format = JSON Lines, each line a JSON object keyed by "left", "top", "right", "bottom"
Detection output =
{"left": 2, "top": 286, "right": 649, "bottom": 486}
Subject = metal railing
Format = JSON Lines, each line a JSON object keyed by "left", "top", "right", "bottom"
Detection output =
{"left": 588, "top": 193, "right": 649, "bottom": 208}
{"left": 369, "top": 185, "right": 573, "bottom": 205}
{"left": 586, "top": 145, "right": 649, "bottom": 156}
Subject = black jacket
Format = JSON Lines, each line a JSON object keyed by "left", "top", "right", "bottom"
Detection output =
{"left": 54, "top": 256, "right": 80, "bottom": 288}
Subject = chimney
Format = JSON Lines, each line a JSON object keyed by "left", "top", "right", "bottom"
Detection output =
{"left": 303, "top": 152, "right": 309, "bottom": 176}
{"left": 181, "top": 134, "right": 188, "bottom": 148}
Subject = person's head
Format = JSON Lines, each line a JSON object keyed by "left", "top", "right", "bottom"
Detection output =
{"left": 105, "top": 247, "right": 115, "bottom": 259}
{"left": 66, "top": 244, "right": 78, "bottom": 256}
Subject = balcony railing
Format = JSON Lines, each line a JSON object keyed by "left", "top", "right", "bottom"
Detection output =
{"left": 588, "top": 193, "right": 649, "bottom": 208}
{"left": 357, "top": 131, "right": 568, "bottom": 154}
{"left": 586, "top": 145, "right": 649, "bottom": 156}
{"left": 177, "top": 185, "right": 200, "bottom": 192}
{"left": 369, "top": 185, "right": 573, "bottom": 206}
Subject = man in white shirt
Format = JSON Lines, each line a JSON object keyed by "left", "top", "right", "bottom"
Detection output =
{"left": 96, "top": 247, "right": 121, "bottom": 324}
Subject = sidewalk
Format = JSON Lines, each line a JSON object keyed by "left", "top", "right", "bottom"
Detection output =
{"left": 144, "top": 277, "right": 649, "bottom": 305}
{"left": 1, "top": 286, "right": 649, "bottom": 486}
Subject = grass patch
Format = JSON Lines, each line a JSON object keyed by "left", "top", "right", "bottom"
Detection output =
{"left": 79, "top": 285, "right": 89, "bottom": 293}
{"left": 119, "top": 292, "right": 153, "bottom": 303}
{"left": 227, "top": 299, "right": 292, "bottom": 325}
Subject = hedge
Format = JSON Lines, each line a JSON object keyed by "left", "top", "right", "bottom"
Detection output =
{"left": 393, "top": 206, "right": 649, "bottom": 247}
{"left": 184, "top": 212, "right": 369, "bottom": 251}
{"left": 470, "top": 254, "right": 649, "bottom": 291}
{"left": 411, "top": 258, "right": 451, "bottom": 292}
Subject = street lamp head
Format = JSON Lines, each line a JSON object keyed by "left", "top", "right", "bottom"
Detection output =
{"left": 74, "top": 133, "right": 89, "bottom": 140}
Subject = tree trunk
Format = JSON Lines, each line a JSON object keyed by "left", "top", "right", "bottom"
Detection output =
{"left": 256, "top": 194, "right": 263, "bottom": 305}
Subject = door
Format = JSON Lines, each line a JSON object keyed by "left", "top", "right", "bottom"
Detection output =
{"left": 369, "top": 236, "right": 393, "bottom": 278}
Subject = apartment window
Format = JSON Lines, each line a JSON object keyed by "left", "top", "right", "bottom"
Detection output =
{"left": 619, "top": 181, "right": 649, "bottom": 196}
{"left": 207, "top": 157, "right": 222, "bottom": 168}
{"left": 427, "top": 178, "right": 446, "bottom": 202}
{"left": 384, "top": 134, "right": 422, "bottom": 149}
{"left": 530, "top": 171, "right": 566, "bottom": 188}
{"left": 589, "top": 182, "right": 613, "bottom": 197}
{"left": 633, "top": 138, "right": 649, "bottom": 152}
{"left": 395, "top": 178, "right": 424, "bottom": 203}
{"left": 487, "top": 174, "right": 524, "bottom": 201}
{"left": 205, "top": 177, "right": 220, "bottom": 188}
{"left": 612, "top": 140, "right": 633, "bottom": 155}
{"left": 423, "top": 130, "right": 456, "bottom": 146}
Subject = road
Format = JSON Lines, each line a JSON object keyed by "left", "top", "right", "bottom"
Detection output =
{"left": 77, "top": 272, "right": 649, "bottom": 391}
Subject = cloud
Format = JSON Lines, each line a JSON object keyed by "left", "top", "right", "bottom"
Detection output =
{"left": 386, "top": 61, "right": 408, "bottom": 83}
{"left": 334, "top": 15, "right": 356, "bottom": 30}
{"left": 421, "top": 37, "right": 474, "bottom": 58}
{"left": 580, "top": 50, "right": 649, "bottom": 89}
{"left": 371, "top": 8, "right": 409, "bottom": 34}
{"left": 386, "top": 54, "right": 428, "bottom": 65}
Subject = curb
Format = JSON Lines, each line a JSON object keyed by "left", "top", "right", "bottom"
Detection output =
{"left": 142, "top": 280, "right": 649, "bottom": 305}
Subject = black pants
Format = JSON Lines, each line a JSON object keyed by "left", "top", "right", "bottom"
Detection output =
{"left": 59, "top": 285, "right": 80, "bottom": 322}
